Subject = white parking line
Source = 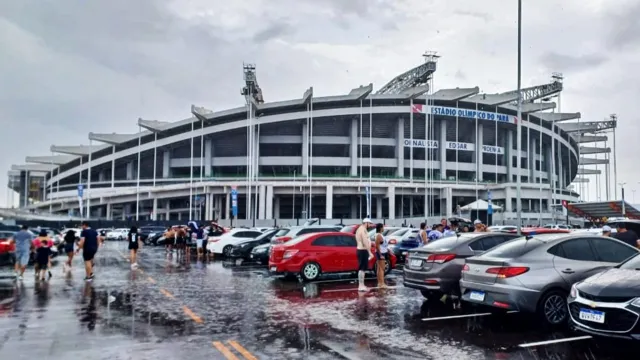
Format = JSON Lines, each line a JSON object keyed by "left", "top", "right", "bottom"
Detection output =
{"left": 421, "top": 310, "right": 517, "bottom": 321}
{"left": 518, "top": 335, "right": 592, "bottom": 348}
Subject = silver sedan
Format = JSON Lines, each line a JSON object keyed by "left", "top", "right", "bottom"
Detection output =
{"left": 459, "top": 233, "right": 639, "bottom": 325}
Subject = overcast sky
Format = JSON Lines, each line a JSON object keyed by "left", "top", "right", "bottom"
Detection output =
{"left": 1, "top": 0, "right": 639, "bottom": 207}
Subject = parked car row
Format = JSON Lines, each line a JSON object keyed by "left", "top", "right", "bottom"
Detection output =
{"left": 402, "top": 228, "right": 640, "bottom": 340}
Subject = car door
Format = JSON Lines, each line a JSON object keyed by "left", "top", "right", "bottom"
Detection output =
{"left": 310, "top": 235, "right": 340, "bottom": 272}
{"left": 550, "top": 238, "right": 609, "bottom": 286}
{"left": 589, "top": 237, "right": 639, "bottom": 265}
{"left": 337, "top": 235, "right": 358, "bottom": 271}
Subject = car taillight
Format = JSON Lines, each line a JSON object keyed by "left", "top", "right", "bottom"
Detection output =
{"left": 426, "top": 254, "right": 456, "bottom": 264}
{"left": 486, "top": 267, "right": 529, "bottom": 278}
{"left": 462, "top": 264, "right": 470, "bottom": 272}
{"left": 275, "top": 236, "right": 291, "bottom": 244}
{"left": 283, "top": 250, "right": 299, "bottom": 259}
{"left": 389, "top": 239, "right": 397, "bottom": 244}
{"left": 210, "top": 238, "right": 220, "bottom": 243}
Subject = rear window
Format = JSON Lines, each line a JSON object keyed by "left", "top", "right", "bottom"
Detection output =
{"left": 481, "top": 237, "right": 545, "bottom": 258}
{"left": 284, "top": 233, "right": 317, "bottom": 246}
{"left": 422, "top": 236, "right": 467, "bottom": 251}
{"left": 0, "top": 231, "right": 14, "bottom": 239}
{"left": 340, "top": 225, "right": 356, "bottom": 233}
{"left": 297, "top": 228, "right": 337, "bottom": 235}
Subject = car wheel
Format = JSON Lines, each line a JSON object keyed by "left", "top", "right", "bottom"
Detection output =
{"left": 538, "top": 289, "right": 569, "bottom": 326}
{"left": 300, "top": 262, "right": 321, "bottom": 281}
{"left": 222, "top": 245, "right": 233, "bottom": 257}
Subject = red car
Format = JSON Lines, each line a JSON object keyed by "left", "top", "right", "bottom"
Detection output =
{"left": 269, "top": 232, "right": 397, "bottom": 281}
{"left": 0, "top": 230, "right": 16, "bottom": 265}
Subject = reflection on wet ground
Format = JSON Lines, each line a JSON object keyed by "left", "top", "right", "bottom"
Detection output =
{"left": 0, "top": 243, "right": 637, "bottom": 359}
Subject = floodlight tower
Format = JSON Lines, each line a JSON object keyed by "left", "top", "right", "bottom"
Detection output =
{"left": 241, "top": 64, "right": 264, "bottom": 222}
{"left": 611, "top": 113, "right": 618, "bottom": 200}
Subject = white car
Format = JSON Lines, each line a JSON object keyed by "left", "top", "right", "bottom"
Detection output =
{"left": 106, "top": 228, "right": 129, "bottom": 240}
{"left": 207, "top": 229, "right": 264, "bottom": 256}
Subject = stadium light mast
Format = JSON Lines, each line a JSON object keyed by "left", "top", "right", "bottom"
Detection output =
{"left": 611, "top": 114, "right": 618, "bottom": 199}
{"left": 515, "top": 0, "right": 523, "bottom": 234}
{"left": 550, "top": 72, "right": 563, "bottom": 222}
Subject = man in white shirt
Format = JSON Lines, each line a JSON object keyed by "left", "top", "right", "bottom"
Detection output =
{"left": 355, "top": 218, "right": 374, "bottom": 292}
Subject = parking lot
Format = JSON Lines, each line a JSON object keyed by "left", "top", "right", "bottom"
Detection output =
{"left": 0, "top": 242, "right": 636, "bottom": 359}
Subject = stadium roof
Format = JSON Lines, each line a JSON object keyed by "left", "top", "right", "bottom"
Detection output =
{"left": 565, "top": 201, "right": 640, "bottom": 220}
{"left": 501, "top": 102, "right": 556, "bottom": 113}
{"left": 89, "top": 132, "right": 143, "bottom": 145}
{"left": 50, "top": 144, "right": 110, "bottom": 155}
{"left": 137, "top": 118, "right": 173, "bottom": 132}
{"left": 535, "top": 112, "right": 581, "bottom": 122}
{"left": 579, "top": 146, "right": 610, "bottom": 155}
{"left": 25, "top": 155, "right": 78, "bottom": 165}
{"left": 575, "top": 134, "right": 608, "bottom": 143}
{"left": 577, "top": 167, "right": 601, "bottom": 175}
{"left": 11, "top": 164, "right": 57, "bottom": 172}
{"left": 580, "top": 157, "right": 609, "bottom": 165}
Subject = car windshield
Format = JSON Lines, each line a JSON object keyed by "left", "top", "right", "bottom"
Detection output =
{"left": 274, "top": 228, "right": 290, "bottom": 237}
{"left": 254, "top": 229, "right": 278, "bottom": 240}
{"left": 481, "top": 236, "right": 545, "bottom": 258}
{"left": 390, "top": 228, "right": 408, "bottom": 237}
{"left": 283, "top": 233, "right": 317, "bottom": 246}
{"left": 422, "top": 233, "right": 481, "bottom": 251}
{"left": 619, "top": 253, "right": 640, "bottom": 270}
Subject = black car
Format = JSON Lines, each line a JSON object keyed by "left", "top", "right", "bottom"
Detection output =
{"left": 230, "top": 229, "right": 279, "bottom": 260}
{"left": 139, "top": 226, "right": 167, "bottom": 244}
{"left": 568, "top": 253, "right": 640, "bottom": 340}
{"left": 250, "top": 243, "right": 271, "bottom": 264}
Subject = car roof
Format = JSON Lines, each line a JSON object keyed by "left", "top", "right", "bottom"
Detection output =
{"left": 528, "top": 233, "right": 581, "bottom": 243}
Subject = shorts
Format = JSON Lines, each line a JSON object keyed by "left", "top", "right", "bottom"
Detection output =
{"left": 375, "top": 252, "right": 389, "bottom": 261}
{"left": 64, "top": 244, "right": 75, "bottom": 254}
{"left": 356, "top": 249, "right": 370, "bottom": 271}
{"left": 196, "top": 239, "right": 203, "bottom": 249}
{"left": 15, "top": 248, "right": 30, "bottom": 266}
{"left": 128, "top": 242, "right": 139, "bottom": 251}
{"left": 202, "top": 239, "right": 208, "bottom": 250}
{"left": 83, "top": 248, "right": 97, "bottom": 262}
{"left": 37, "top": 259, "right": 49, "bottom": 268}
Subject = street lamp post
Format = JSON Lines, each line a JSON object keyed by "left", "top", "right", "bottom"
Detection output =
{"left": 515, "top": 0, "right": 523, "bottom": 235}
{"left": 619, "top": 182, "right": 627, "bottom": 217}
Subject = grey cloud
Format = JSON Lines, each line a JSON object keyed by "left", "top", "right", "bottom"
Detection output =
{"left": 539, "top": 52, "right": 609, "bottom": 73}
{"left": 605, "top": 3, "right": 640, "bottom": 51}
{"left": 453, "top": 10, "right": 492, "bottom": 22}
{"left": 253, "top": 22, "right": 293, "bottom": 43}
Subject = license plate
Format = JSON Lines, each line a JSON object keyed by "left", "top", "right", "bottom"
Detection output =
{"left": 410, "top": 259, "right": 422, "bottom": 267}
{"left": 270, "top": 266, "right": 277, "bottom": 272}
{"left": 579, "top": 308, "right": 605, "bottom": 324}
{"left": 469, "top": 291, "right": 485, "bottom": 302}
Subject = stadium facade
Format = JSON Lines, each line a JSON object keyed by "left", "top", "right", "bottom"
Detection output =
{"left": 7, "top": 57, "right": 616, "bottom": 224}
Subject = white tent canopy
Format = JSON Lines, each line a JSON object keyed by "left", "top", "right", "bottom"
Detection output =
{"left": 460, "top": 199, "right": 502, "bottom": 211}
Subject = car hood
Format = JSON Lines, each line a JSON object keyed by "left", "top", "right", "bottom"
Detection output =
{"left": 252, "top": 243, "right": 270, "bottom": 251}
{"left": 578, "top": 268, "right": 640, "bottom": 297}
{"left": 235, "top": 238, "right": 259, "bottom": 246}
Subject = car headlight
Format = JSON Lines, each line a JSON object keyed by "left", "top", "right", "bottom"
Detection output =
{"left": 570, "top": 284, "right": 577, "bottom": 298}
{"left": 631, "top": 298, "right": 640, "bottom": 307}
{"left": 254, "top": 247, "right": 266, "bottom": 253}
{"left": 240, "top": 243, "right": 250, "bottom": 248}
{"left": 149, "top": 233, "right": 156, "bottom": 237}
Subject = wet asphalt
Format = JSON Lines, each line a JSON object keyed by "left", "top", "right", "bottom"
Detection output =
{"left": 0, "top": 243, "right": 637, "bottom": 360}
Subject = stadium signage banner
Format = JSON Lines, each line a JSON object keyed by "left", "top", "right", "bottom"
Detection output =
{"left": 404, "top": 139, "right": 505, "bottom": 154}
{"left": 411, "top": 104, "right": 517, "bottom": 124}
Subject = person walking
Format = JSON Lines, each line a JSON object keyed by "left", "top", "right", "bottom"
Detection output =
{"left": 33, "top": 230, "right": 54, "bottom": 279}
{"left": 63, "top": 229, "right": 77, "bottom": 272}
{"left": 76, "top": 221, "right": 101, "bottom": 281}
{"left": 128, "top": 226, "right": 141, "bottom": 269}
{"left": 374, "top": 223, "right": 388, "bottom": 289}
{"left": 613, "top": 223, "right": 639, "bottom": 248}
{"left": 34, "top": 236, "right": 52, "bottom": 281}
{"left": 11, "top": 225, "right": 32, "bottom": 280}
{"left": 601, "top": 225, "right": 613, "bottom": 237}
{"left": 355, "top": 218, "right": 374, "bottom": 292}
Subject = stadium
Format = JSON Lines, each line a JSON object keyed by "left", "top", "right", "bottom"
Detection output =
{"left": 6, "top": 55, "right": 616, "bottom": 225}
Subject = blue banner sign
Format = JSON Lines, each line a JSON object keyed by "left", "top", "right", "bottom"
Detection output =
{"left": 230, "top": 187, "right": 238, "bottom": 217}
{"left": 412, "top": 104, "right": 517, "bottom": 124}
{"left": 77, "top": 184, "right": 83, "bottom": 198}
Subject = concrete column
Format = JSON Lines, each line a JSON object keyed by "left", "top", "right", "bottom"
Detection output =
{"left": 163, "top": 150, "right": 170, "bottom": 178}
{"left": 440, "top": 119, "right": 447, "bottom": 179}
{"left": 409, "top": 196, "right": 414, "bottom": 218}
{"left": 106, "top": 203, "right": 112, "bottom": 220}
{"left": 325, "top": 185, "right": 333, "bottom": 219}
{"left": 98, "top": 170, "right": 106, "bottom": 182}
{"left": 258, "top": 185, "right": 266, "bottom": 219}
{"left": 558, "top": 154, "right": 564, "bottom": 190}
{"left": 476, "top": 124, "right": 484, "bottom": 181}
{"left": 388, "top": 186, "right": 396, "bottom": 220}
{"left": 152, "top": 197, "right": 158, "bottom": 220}
{"left": 126, "top": 161, "right": 134, "bottom": 180}
{"left": 445, "top": 187, "right": 453, "bottom": 218}
{"left": 507, "top": 131, "right": 514, "bottom": 182}
{"left": 396, "top": 117, "right": 404, "bottom": 177}
{"left": 123, "top": 203, "right": 131, "bottom": 220}
{"left": 204, "top": 139, "right": 212, "bottom": 177}
{"left": 164, "top": 202, "right": 170, "bottom": 220}
{"left": 376, "top": 196, "right": 382, "bottom": 219}
{"left": 529, "top": 136, "right": 536, "bottom": 182}
{"left": 178, "top": 212, "right": 182, "bottom": 221}
{"left": 253, "top": 127, "right": 260, "bottom": 179}
{"left": 350, "top": 197, "right": 358, "bottom": 219}
{"left": 274, "top": 195, "right": 280, "bottom": 219}
{"left": 302, "top": 122, "right": 309, "bottom": 176}
{"left": 399, "top": 196, "right": 404, "bottom": 218}
{"left": 505, "top": 187, "right": 513, "bottom": 212}
{"left": 225, "top": 191, "right": 230, "bottom": 219}
{"left": 265, "top": 185, "right": 274, "bottom": 219}
{"left": 350, "top": 118, "right": 358, "bottom": 176}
